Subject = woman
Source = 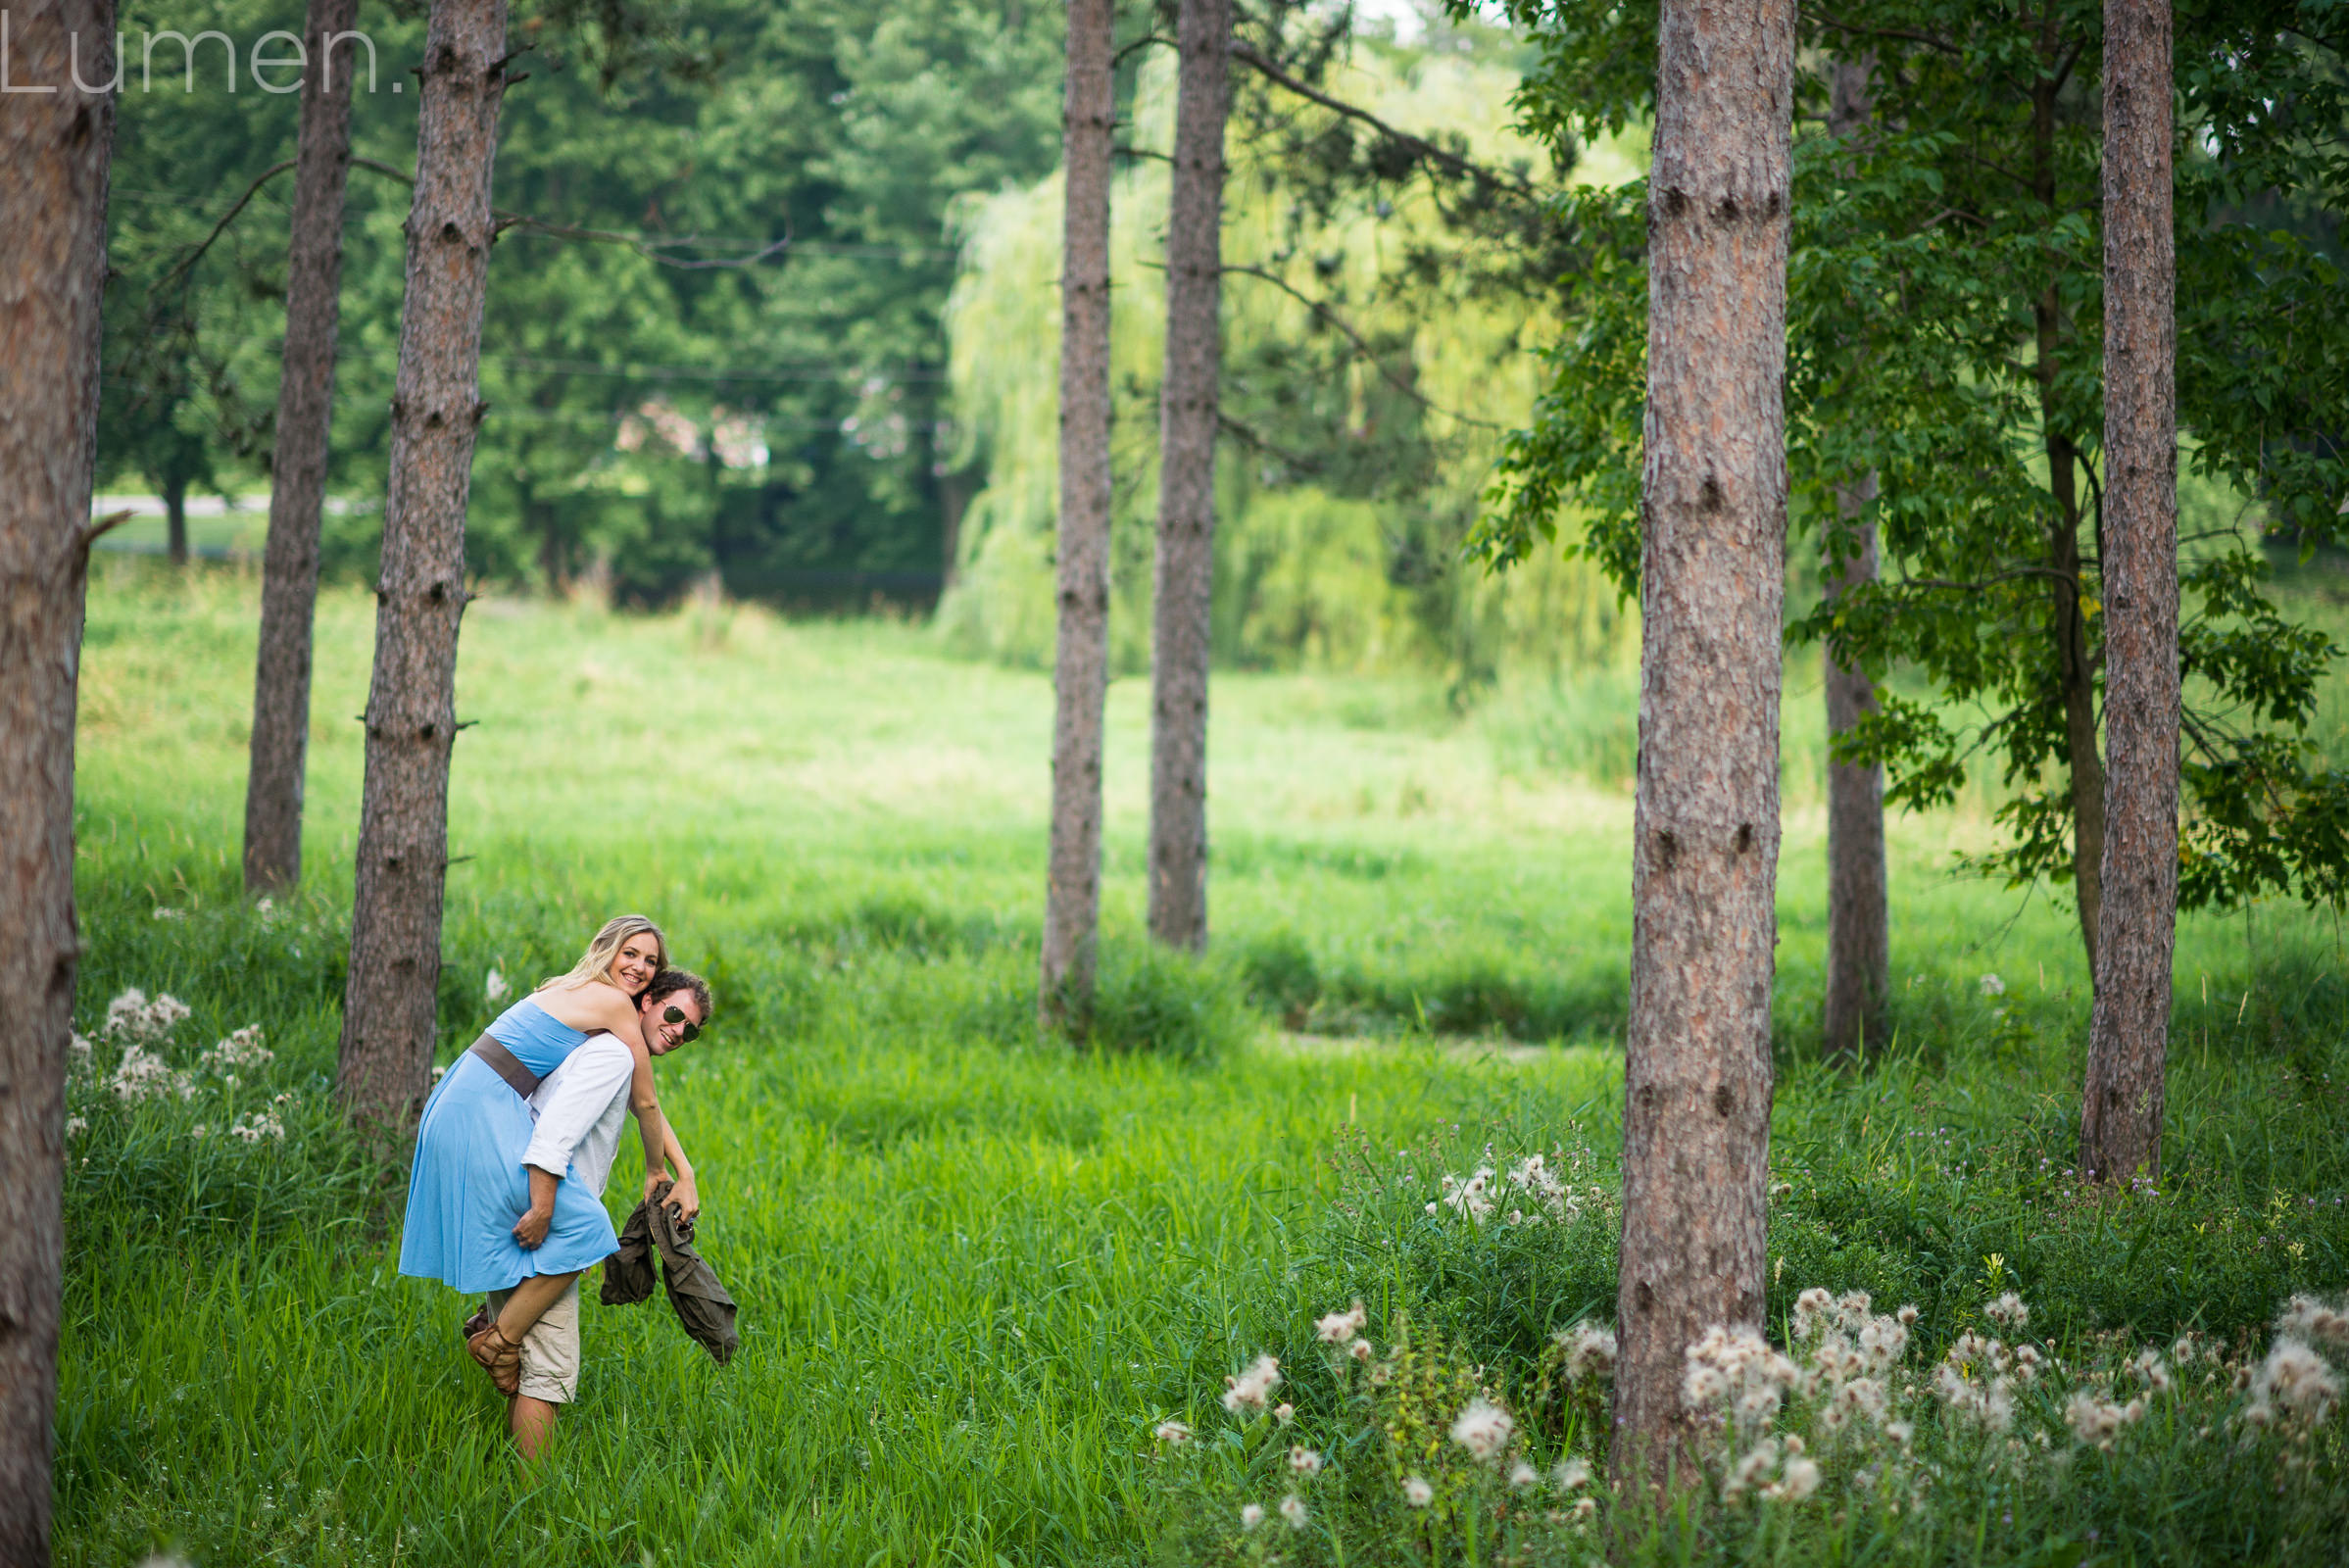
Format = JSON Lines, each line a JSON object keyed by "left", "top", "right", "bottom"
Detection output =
{"left": 400, "top": 915, "right": 700, "bottom": 1396}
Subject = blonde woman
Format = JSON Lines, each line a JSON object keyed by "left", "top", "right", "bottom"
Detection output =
{"left": 400, "top": 916, "right": 699, "bottom": 1397}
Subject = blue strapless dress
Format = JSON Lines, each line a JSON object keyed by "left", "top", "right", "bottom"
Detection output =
{"left": 398, "top": 997, "right": 623, "bottom": 1294}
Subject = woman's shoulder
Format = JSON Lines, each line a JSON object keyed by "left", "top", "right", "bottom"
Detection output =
{"left": 529, "top": 980, "right": 635, "bottom": 1031}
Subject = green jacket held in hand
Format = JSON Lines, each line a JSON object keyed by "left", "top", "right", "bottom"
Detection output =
{"left": 602, "top": 1180, "right": 740, "bottom": 1366}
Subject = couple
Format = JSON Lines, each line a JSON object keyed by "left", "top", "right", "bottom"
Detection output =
{"left": 400, "top": 915, "right": 712, "bottom": 1458}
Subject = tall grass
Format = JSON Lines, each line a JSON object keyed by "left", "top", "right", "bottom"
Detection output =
{"left": 61, "top": 563, "right": 2348, "bottom": 1564}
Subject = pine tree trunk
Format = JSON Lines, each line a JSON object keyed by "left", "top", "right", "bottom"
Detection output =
{"left": 165, "top": 473, "right": 188, "bottom": 565}
{"left": 0, "top": 6, "right": 116, "bottom": 1557}
{"left": 1823, "top": 481, "right": 1887, "bottom": 1060}
{"left": 1612, "top": 0, "right": 1792, "bottom": 1486}
{"left": 2083, "top": 0, "right": 2178, "bottom": 1187}
{"left": 1145, "top": 0, "right": 1229, "bottom": 954}
{"left": 1040, "top": 0, "right": 1115, "bottom": 1029}
{"left": 1821, "top": 58, "right": 1887, "bottom": 1062}
{"left": 337, "top": 0, "right": 509, "bottom": 1139}
{"left": 244, "top": 0, "right": 361, "bottom": 895}
{"left": 2032, "top": 74, "right": 2105, "bottom": 976}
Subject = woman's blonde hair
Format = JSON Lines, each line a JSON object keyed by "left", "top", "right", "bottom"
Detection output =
{"left": 544, "top": 915, "right": 668, "bottom": 994}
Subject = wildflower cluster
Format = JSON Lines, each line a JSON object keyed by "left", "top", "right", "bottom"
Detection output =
{"left": 1162, "top": 1306, "right": 1604, "bottom": 1559}
{"left": 1423, "top": 1150, "right": 1607, "bottom": 1230}
{"left": 104, "top": 988, "right": 191, "bottom": 1043}
{"left": 2244, "top": 1295, "right": 2349, "bottom": 1436}
{"left": 109, "top": 1044, "right": 196, "bottom": 1104}
{"left": 199, "top": 1026, "right": 273, "bottom": 1076}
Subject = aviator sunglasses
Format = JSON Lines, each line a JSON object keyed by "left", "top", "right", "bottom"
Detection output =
{"left": 661, "top": 1004, "right": 702, "bottom": 1043}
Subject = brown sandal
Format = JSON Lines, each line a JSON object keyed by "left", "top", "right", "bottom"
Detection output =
{"left": 467, "top": 1320, "right": 524, "bottom": 1396}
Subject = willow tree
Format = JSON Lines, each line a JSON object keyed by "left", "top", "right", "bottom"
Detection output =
{"left": 0, "top": 6, "right": 118, "bottom": 1552}
{"left": 338, "top": 0, "right": 514, "bottom": 1136}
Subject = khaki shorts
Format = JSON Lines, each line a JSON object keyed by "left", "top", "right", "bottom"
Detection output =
{"left": 486, "top": 1277, "right": 581, "bottom": 1404}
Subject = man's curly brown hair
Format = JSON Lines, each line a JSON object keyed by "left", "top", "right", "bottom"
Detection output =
{"left": 645, "top": 969, "right": 712, "bottom": 1028}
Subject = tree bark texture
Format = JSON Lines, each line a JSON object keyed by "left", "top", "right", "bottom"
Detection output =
{"left": 1612, "top": 0, "right": 1792, "bottom": 1486}
{"left": 1040, "top": 0, "right": 1116, "bottom": 1029}
{"left": 1821, "top": 57, "right": 1887, "bottom": 1062}
{"left": 337, "top": 0, "right": 509, "bottom": 1138}
{"left": 164, "top": 475, "right": 188, "bottom": 564}
{"left": 1145, "top": 0, "right": 1229, "bottom": 953}
{"left": 1823, "top": 480, "right": 1888, "bottom": 1060}
{"left": 2032, "top": 73, "right": 2105, "bottom": 976}
{"left": 0, "top": 5, "right": 116, "bottom": 1559}
{"left": 244, "top": 0, "right": 362, "bottom": 895}
{"left": 2083, "top": 0, "right": 2178, "bottom": 1186}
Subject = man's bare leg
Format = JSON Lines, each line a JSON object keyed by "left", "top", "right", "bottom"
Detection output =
{"left": 511, "top": 1394, "right": 558, "bottom": 1459}
{"left": 493, "top": 1271, "right": 579, "bottom": 1344}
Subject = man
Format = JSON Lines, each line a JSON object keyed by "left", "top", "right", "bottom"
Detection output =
{"left": 492, "top": 968, "right": 711, "bottom": 1458}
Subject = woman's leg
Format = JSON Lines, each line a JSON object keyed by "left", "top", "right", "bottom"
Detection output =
{"left": 494, "top": 1270, "right": 580, "bottom": 1343}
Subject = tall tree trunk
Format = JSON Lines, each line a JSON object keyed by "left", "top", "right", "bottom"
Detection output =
{"left": 1612, "top": 0, "right": 1792, "bottom": 1486}
{"left": 1823, "top": 480, "right": 1888, "bottom": 1059}
{"left": 2031, "top": 71, "right": 2105, "bottom": 976}
{"left": 337, "top": 0, "right": 510, "bottom": 1139}
{"left": 1821, "top": 57, "right": 1887, "bottom": 1062}
{"left": 1145, "top": 0, "right": 1229, "bottom": 953}
{"left": 244, "top": 0, "right": 361, "bottom": 895}
{"left": 1040, "top": 0, "right": 1115, "bottom": 1029}
{"left": 164, "top": 472, "right": 188, "bottom": 565}
{"left": 2084, "top": 0, "right": 2178, "bottom": 1186}
{"left": 0, "top": 5, "right": 116, "bottom": 1558}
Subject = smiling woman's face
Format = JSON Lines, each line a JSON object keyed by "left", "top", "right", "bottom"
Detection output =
{"left": 608, "top": 932, "right": 662, "bottom": 996}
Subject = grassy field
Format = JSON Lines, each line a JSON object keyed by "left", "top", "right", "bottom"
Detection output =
{"left": 62, "top": 561, "right": 2349, "bottom": 1565}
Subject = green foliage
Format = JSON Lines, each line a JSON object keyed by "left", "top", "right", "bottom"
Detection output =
{"left": 63, "top": 572, "right": 2349, "bottom": 1565}
{"left": 1474, "top": 0, "right": 2349, "bottom": 932}
{"left": 99, "top": 0, "right": 1070, "bottom": 603}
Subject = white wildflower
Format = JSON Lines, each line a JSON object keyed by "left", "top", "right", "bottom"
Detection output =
{"left": 65, "top": 1115, "right": 87, "bottom": 1139}
{"left": 1885, "top": 1420, "right": 1915, "bottom": 1446}
{"left": 109, "top": 1043, "right": 194, "bottom": 1103}
{"left": 1239, "top": 1502, "right": 1263, "bottom": 1531}
{"left": 1153, "top": 1420, "right": 1192, "bottom": 1446}
{"left": 1289, "top": 1446, "right": 1322, "bottom": 1477}
{"left": 1984, "top": 1293, "right": 2030, "bottom": 1331}
{"left": 228, "top": 1111, "right": 286, "bottom": 1143}
{"left": 485, "top": 968, "right": 511, "bottom": 1003}
{"left": 1555, "top": 1323, "right": 1618, "bottom": 1383}
{"left": 1724, "top": 1439, "right": 1779, "bottom": 1501}
{"left": 1315, "top": 1300, "right": 1367, "bottom": 1345}
{"left": 1279, "top": 1494, "right": 1307, "bottom": 1530}
{"left": 1553, "top": 1457, "right": 1590, "bottom": 1492}
{"left": 1769, "top": 1457, "right": 1822, "bottom": 1502}
{"left": 1896, "top": 1304, "right": 1919, "bottom": 1327}
{"left": 1683, "top": 1325, "right": 1798, "bottom": 1426}
{"left": 1449, "top": 1397, "right": 1515, "bottom": 1462}
{"left": 1439, "top": 1166, "right": 1497, "bottom": 1225}
{"left": 1792, "top": 1288, "right": 1835, "bottom": 1338}
{"left": 2245, "top": 1339, "right": 2339, "bottom": 1431}
{"left": 1508, "top": 1460, "right": 1538, "bottom": 1490}
{"left": 152, "top": 907, "right": 185, "bottom": 922}
{"left": 199, "top": 1025, "right": 272, "bottom": 1075}
{"left": 1980, "top": 972, "right": 2005, "bottom": 997}
{"left": 2277, "top": 1295, "right": 2349, "bottom": 1352}
{"left": 1273, "top": 1402, "right": 1295, "bottom": 1426}
{"left": 1570, "top": 1496, "right": 1596, "bottom": 1524}
{"left": 1221, "top": 1355, "right": 1282, "bottom": 1414}
{"left": 1401, "top": 1476, "right": 1433, "bottom": 1507}
{"left": 104, "top": 989, "right": 191, "bottom": 1043}
{"left": 2063, "top": 1389, "right": 2142, "bottom": 1449}
{"left": 1348, "top": 1339, "right": 1374, "bottom": 1363}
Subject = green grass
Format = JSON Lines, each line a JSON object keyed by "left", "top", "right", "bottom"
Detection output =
{"left": 61, "top": 561, "right": 2349, "bottom": 1565}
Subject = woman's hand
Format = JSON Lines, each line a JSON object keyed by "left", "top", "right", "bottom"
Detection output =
{"left": 513, "top": 1203, "right": 554, "bottom": 1249}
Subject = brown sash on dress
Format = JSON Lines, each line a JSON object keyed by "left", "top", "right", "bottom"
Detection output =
{"left": 466, "top": 1034, "right": 543, "bottom": 1099}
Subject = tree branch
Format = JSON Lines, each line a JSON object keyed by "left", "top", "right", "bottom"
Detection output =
{"left": 1222, "top": 263, "right": 1505, "bottom": 430}
{"left": 1230, "top": 41, "right": 1542, "bottom": 202}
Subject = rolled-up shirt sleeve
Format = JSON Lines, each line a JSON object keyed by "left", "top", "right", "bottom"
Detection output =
{"left": 522, "top": 1035, "right": 635, "bottom": 1179}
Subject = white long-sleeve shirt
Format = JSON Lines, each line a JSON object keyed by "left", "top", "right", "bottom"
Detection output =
{"left": 520, "top": 1031, "right": 635, "bottom": 1198}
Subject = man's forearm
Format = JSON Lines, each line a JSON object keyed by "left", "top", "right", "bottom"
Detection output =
{"left": 525, "top": 1165, "right": 560, "bottom": 1212}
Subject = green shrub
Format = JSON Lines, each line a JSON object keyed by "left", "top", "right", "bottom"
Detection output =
{"left": 1086, "top": 943, "right": 1259, "bottom": 1064}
